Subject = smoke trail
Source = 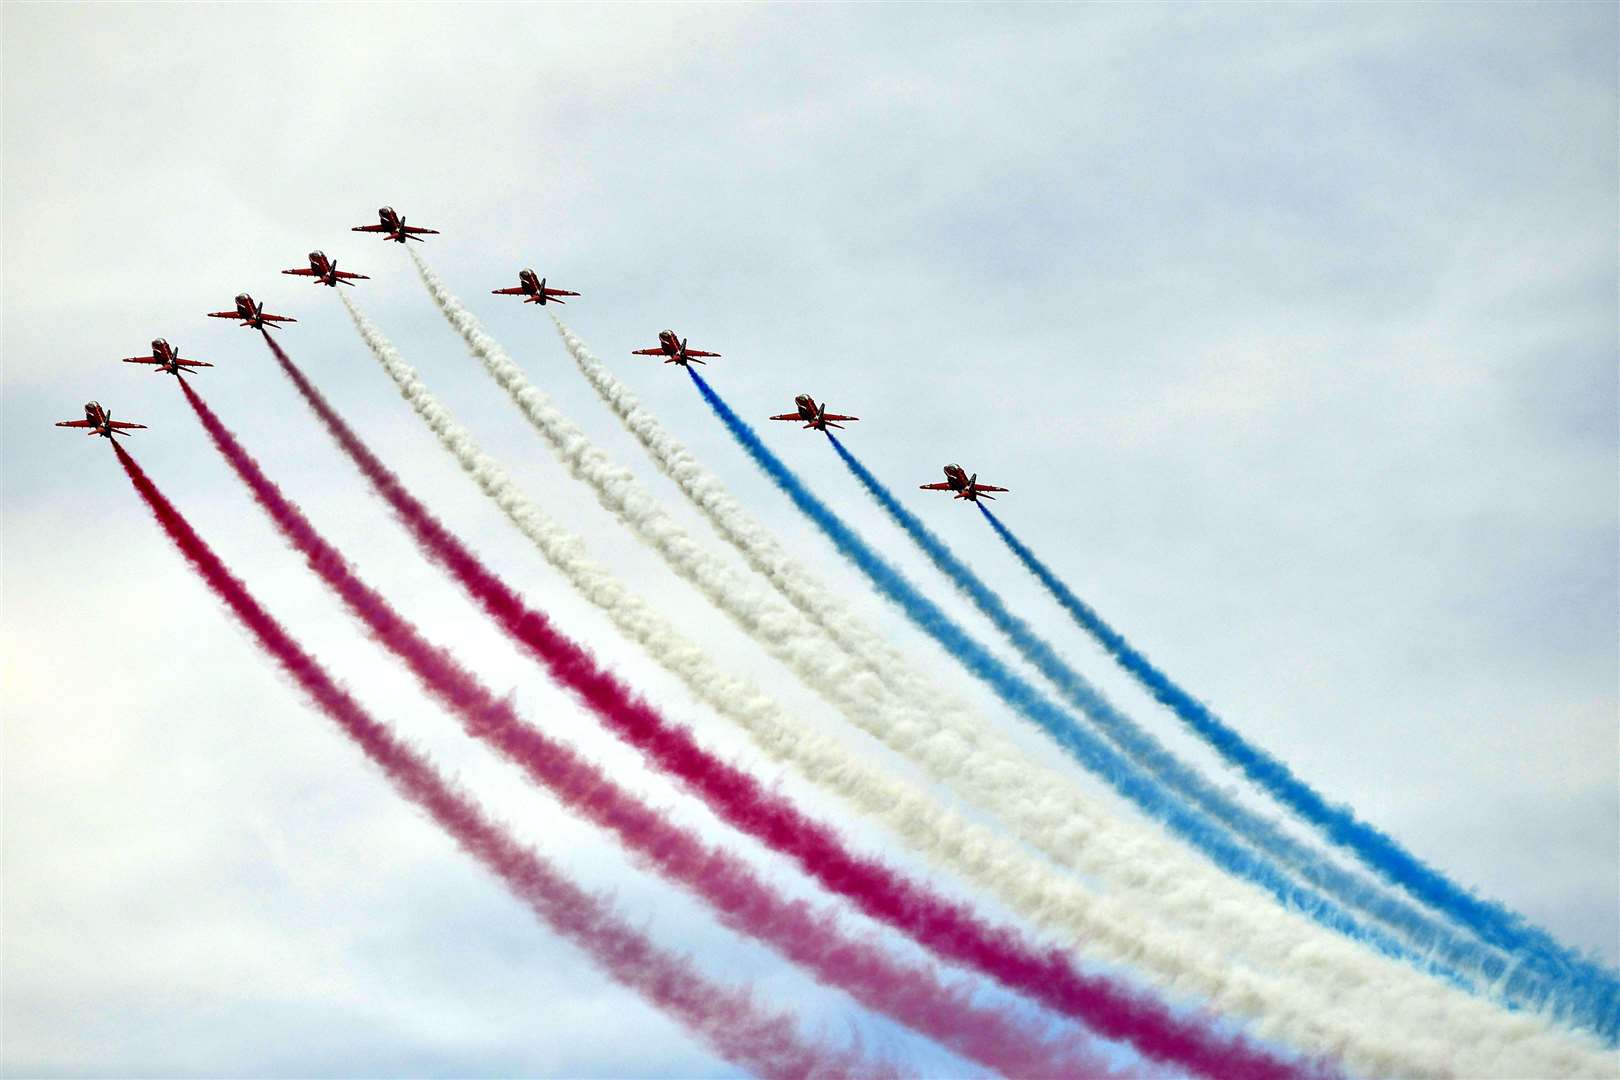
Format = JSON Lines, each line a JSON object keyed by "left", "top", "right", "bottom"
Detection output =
{"left": 819, "top": 431, "right": 1585, "bottom": 1017}
{"left": 410, "top": 252, "right": 904, "bottom": 733}
{"left": 262, "top": 334, "right": 1316, "bottom": 1080}
{"left": 686, "top": 367, "right": 1619, "bottom": 1078}
{"left": 411, "top": 259, "right": 1413, "bottom": 979}
{"left": 686, "top": 370, "right": 1393, "bottom": 946}
{"left": 407, "top": 255, "right": 1427, "bottom": 987}
{"left": 342, "top": 294, "right": 1611, "bottom": 1078}
{"left": 833, "top": 429, "right": 1605, "bottom": 1032}
{"left": 174, "top": 377, "right": 1122, "bottom": 1079}
{"left": 550, "top": 315, "right": 1603, "bottom": 1033}
{"left": 549, "top": 314, "right": 952, "bottom": 711}
{"left": 109, "top": 440, "right": 853, "bottom": 1079}
{"left": 976, "top": 503, "right": 1620, "bottom": 1035}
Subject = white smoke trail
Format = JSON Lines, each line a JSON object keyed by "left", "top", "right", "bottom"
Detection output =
{"left": 550, "top": 314, "right": 977, "bottom": 720}
{"left": 368, "top": 286, "right": 1612, "bottom": 1078}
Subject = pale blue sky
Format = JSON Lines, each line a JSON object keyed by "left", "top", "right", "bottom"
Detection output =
{"left": 4, "top": 4, "right": 1615, "bottom": 1075}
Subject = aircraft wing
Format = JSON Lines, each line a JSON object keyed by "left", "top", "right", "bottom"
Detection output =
{"left": 333, "top": 270, "right": 369, "bottom": 281}
{"left": 258, "top": 313, "right": 298, "bottom": 323}
{"left": 492, "top": 286, "right": 528, "bottom": 295}
{"left": 631, "top": 347, "right": 667, "bottom": 355}
{"left": 108, "top": 421, "right": 148, "bottom": 430}
{"left": 684, "top": 349, "right": 721, "bottom": 358}
{"left": 54, "top": 419, "right": 95, "bottom": 428}
{"left": 768, "top": 413, "right": 803, "bottom": 421}
{"left": 122, "top": 356, "right": 209, "bottom": 369}
{"left": 821, "top": 413, "right": 858, "bottom": 423}
{"left": 543, "top": 288, "right": 580, "bottom": 297}
{"left": 351, "top": 224, "right": 390, "bottom": 233}
{"left": 402, "top": 225, "right": 439, "bottom": 235}
{"left": 281, "top": 268, "right": 320, "bottom": 277}
{"left": 206, "top": 310, "right": 242, "bottom": 319}
{"left": 974, "top": 483, "right": 1009, "bottom": 493}
{"left": 919, "top": 482, "right": 954, "bottom": 491}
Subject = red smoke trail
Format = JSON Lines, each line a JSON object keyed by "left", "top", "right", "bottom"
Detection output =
{"left": 108, "top": 439, "right": 849, "bottom": 1079}
{"left": 175, "top": 373, "right": 1119, "bottom": 1079}
{"left": 261, "top": 335, "right": 1321, "bottom": 1079}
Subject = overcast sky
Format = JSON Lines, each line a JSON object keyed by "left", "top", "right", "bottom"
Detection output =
{"left": 4, "top": 4, "right": 1616, "bottom": 1076}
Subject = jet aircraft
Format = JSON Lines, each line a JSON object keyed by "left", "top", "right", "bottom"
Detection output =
{"left": 207, "top": 294, "right": 297, "bottom": 331}
{"left": 55, "top": 401, "right": 147, "bottom": 438}
{"left": 351, "top": 206, "right": 439, "bottom": 243}
{"left": 492, "top": 269, "right": 578, "bottom": 305}
{"left": 769, "top": 394, "right": 859, "bottom": 431}
{"left": 632, "top": 330, "right": 720, "bottom": 366}
{"left": 920, "top": 464, "right": 1008, "bottom": 502}
{"left": 121, "top": 338, "right": 212, "bottom": 376}
{"left": 282, "top": 250, "right": 369, "bottom": 287}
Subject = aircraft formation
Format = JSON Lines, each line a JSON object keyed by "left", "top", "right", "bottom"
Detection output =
{"left": 63, "top": 206, "right": 1007, "bottom": 502}
{"left": 50, "top": 204, "right": 1620, "bottom": 1080}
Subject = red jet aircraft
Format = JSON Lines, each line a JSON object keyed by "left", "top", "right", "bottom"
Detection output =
{"left": 282, "top": 250, "right": 369, "bottom": 287}
{"left": 920, "top": 463, "right": 1009, "bottom": 502}
{"left": 632, "top": 330, "right": 720, "bottom": 366}
{"left": 207, "top": 294, "right": 297, "bottom": 331}
{"left": 769, "top": 394, "right": 859, "bottom": 431}
{"left": 492, "top": 269, "right": 578, "bottom": 306}
{"left": 55, "top": 401, "right": 147, "bottom": 438}
{"left": 351, "top": 206, "right": 439, "bottom": 243}
{"left": 122, "top": 338, "right": 212, "bottom": 376}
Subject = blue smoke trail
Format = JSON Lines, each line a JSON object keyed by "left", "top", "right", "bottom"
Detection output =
{"left": 821, "top": 431, "right": 1583, "bottom": 999}
{"left": 685, "top": 367, "right": 1462, "bottom": 985}
{"left": 976, "top": 503, "right": 1620, "bottom": 1035}
{"left": 816, "top": 420, "right": 1606, "bottom": 1033}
